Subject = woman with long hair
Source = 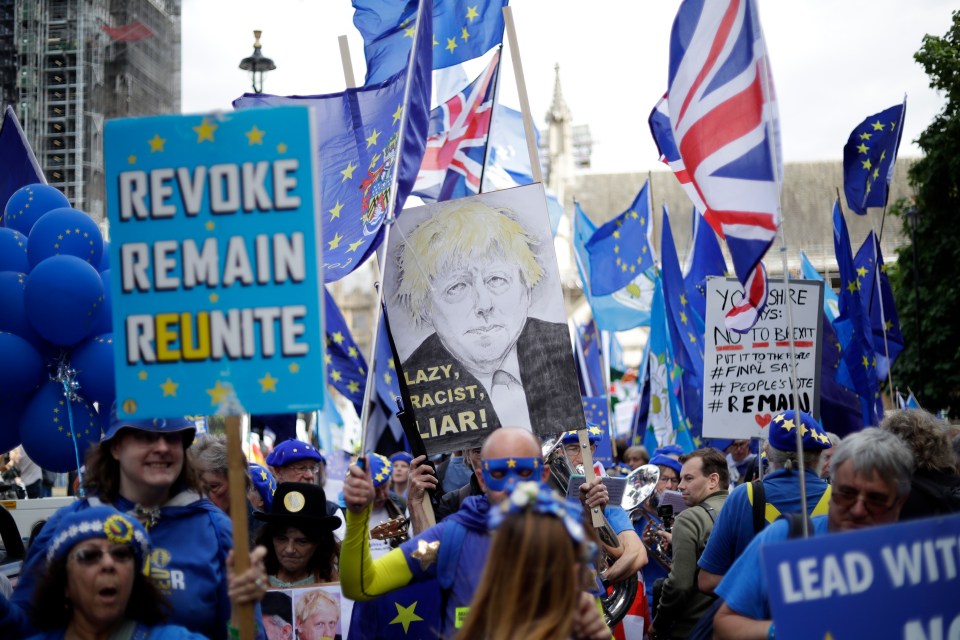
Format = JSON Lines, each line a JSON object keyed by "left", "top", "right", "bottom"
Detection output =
{"left": 253, "top": 483, "right": 341, "bottom": 587}
{"left": 455, "top": 481, "right": 606, "bottom": 640}
{"left": 6, "top": 411, "right": 268, "bottom": 639}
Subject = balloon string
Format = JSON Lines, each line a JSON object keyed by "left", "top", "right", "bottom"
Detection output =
{"left": 62, "top": 378, "right": 85, "bottom": 498}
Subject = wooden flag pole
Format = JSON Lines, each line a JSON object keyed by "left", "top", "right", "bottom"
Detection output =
{"left": 502, "top": 6, "right": 542, "bottom": 184}
{"left": 225, "top": 414, "right": 254, "bottom": 640}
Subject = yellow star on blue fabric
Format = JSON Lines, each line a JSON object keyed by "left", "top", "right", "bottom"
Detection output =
{"left": 390, "top": 601, "right": 424, "bottom": 633}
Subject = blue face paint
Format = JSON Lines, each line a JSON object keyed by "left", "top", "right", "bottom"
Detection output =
{"left": 481, "top": 457, "right": 541, "bottom": 492}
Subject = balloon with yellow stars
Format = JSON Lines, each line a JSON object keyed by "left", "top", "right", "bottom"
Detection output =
{"left": 26, "top": 206, "right": 104, "bottom": 268}
{"left": 0, "top": 228, "right": 28, "bottom": 272}
{"left": 2, "top": 183, "right": 70, "bottom": 236}
{"left": 19, "top": 381, "right": 101, "bottom": 472}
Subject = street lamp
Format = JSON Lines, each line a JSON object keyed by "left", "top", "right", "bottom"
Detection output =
{"left": 904, "top": 205, "right": 923, "bottom": 404}
{"left": 239, "top": 30, "right": 276, "bottom": 94}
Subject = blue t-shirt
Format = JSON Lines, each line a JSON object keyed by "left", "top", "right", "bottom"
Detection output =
{"left": 605, "top": 505, "right": 632, "bottom": 534}
{"left": 27, "top": 623, "right": 207, "bottom": 640}
{"left": 716, "top": 515, "right": 830, "bottom": 620}
{"left": 698, "top": 469, "right": 829, "bottom": 576}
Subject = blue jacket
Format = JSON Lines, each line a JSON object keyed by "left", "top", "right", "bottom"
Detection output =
{"left": 27, "top": 622, "right": 207, "bottom": 639}
{"left": 9, "top": 492, "right": 240, "bottom": 640}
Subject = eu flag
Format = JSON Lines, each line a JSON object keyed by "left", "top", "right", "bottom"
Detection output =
{"left": 853, "top": 231, "right": 904, "bottom": 382}
{"left": 0, "top": 106, "right": 45, "bottom": 216}
{"left": 842, "top": 100, "right": 906, "bottom": 215}
{"left": 646, "top": 276, "right": 695, "bottom": 453}
{"left": 574, "top": 201, "right": 656, "bottom": 331}
{"left": 800, "top": 251, "right": 840, "bottom": 323}
{"left": 660, "top": 206, "right": 705, "bottom": 385}
{"left": 581, "top": 396, "right": 614, "bottom": 467}
{"left": 832, "top": 200, "right": 883, "bottom": 426}
{"left": 353, "top": 0, "right": 507, "bottom": 84}
{"left": 323, "top": 288, "right": 368, "bottom": 414}
{"left": 683, "top": 209, "right": 726, "bottom": 325}
{"left": 235, "top": 1, "right": 431, "bottom": 283}
{"left": 584, "top": 181, "right": 655, "bottom": 296}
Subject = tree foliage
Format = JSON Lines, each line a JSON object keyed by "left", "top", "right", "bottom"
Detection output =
{"left": 889, "top": 10, "right": 960, "bottom": 413}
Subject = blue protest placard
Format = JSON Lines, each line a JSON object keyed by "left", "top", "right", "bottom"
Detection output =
{"left": 105, "top": 107, "right": 324, "bottom": 418}
{"left": 763, "top": 513, "right": 960, "bottom": 639}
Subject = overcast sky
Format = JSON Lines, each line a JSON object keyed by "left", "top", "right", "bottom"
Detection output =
{"left": 181, "top": 0, "right": 955, "bottom": 175}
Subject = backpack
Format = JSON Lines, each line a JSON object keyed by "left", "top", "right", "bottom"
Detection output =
{"left": 687, "top": 513, "right": 812, "bottom": 640}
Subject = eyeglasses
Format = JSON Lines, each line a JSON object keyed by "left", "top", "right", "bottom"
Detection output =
{"left": 563, "top": 444, "right": 596, "bottom": 456}
{"left": 659, "top": 476, "right": 680, "bottom": 486}
{"left": 285, "top": 462, "right": 321, "bottom": 475}
{"left": 72, "top": 545, "right": 136, "bottom": 566}
{"left": 832, "top": 485, "right": 898, "bottom": 516}
{"left": 128, "top": 430, "right": 184, "bottom": 446}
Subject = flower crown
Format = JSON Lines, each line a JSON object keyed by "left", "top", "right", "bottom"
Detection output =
{"left": 489, "top": 481, "right": 596, "bottom": 559}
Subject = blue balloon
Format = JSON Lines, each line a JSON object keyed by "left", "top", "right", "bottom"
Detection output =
{"left": 0, "top": 271, "right": 47, "bottom": 346}
{"left": 0, "top": 396, "right": 25, "bottom": 453}
{"left": 0, "top": 332, "right": 45, "bottom": 397}
{"left": 71, "top": 333, "right": 116, "bottom": 406}
{"left": 3, "top": 184, "right": 70, "bottom": 236}
{"left": 19, "top": 381, "right": 101, "bottom": 472}
{"left": 0, "top": 228, "right": 28, "bottom": 273}
{"left": 98, "top": 240, "right": 111, "bottom": 272}
{"left": 27, "top": 207, "right": 103, "bottom": 269}
{"left": 90, "top": 269, "right": 113, "bottom": 335}
{"left": 25, "top": 255, "right": 104, "bottom": 346}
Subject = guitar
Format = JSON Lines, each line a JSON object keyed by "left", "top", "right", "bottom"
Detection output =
{"left": 370, "top": 516, "right": 410, "bottom": 542}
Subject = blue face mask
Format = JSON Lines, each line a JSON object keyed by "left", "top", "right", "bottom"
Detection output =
{"left": 481, "top": 457, "right": 541, "bottom": 492}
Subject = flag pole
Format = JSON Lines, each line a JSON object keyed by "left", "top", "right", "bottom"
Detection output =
{"left": 502, "top": 6, "right": 542, "bottom": 184}
{"left": 757, "top": 33, "right": 809, "bottom": 536}
{"left": 345, "top": 0, "right": 427, "bottom": 457}
{"left": 599, "top": 324, "right": 618, "bottom": 462}
{"left": 478, "top": 47, "right": 504, "bottom": 194}
{"left": 338, "top": 35, "right": 357, "bottom": 90}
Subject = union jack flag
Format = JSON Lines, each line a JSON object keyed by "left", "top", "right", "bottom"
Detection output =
{"left": 666, "top": 0, "right": 781, "bottom": 332}
{"left": 412, "top": 50, "right": 499, "bottom": 202}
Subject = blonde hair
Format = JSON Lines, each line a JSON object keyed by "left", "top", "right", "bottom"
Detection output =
{"left": 454, "top": 509, "right": 586, "bottom": 640}
{"left": 394, "top": 201, "right": 544, "bottom": 328}
{"left": 295, "top": 589, "right": 339, "bottom": 628}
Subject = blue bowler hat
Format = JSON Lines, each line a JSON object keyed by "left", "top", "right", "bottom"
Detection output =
{"left": 102, "top": 403, "right": 197, "bottom": 444}
{"left": 560, "top": 423, "right": 604, "bottom": 445}
{"left": 767, "top": 410, "right": 832, "bottom": 451}
{"left": 265, "top": 439, "right": 324, "bottom": 468}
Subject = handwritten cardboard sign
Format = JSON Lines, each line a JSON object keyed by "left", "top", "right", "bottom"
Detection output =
{"left": 105, "top": 107, "right": 325, "bottom": 418}
{"left": 702, "top": 278, "right": 823, "bottom": 440}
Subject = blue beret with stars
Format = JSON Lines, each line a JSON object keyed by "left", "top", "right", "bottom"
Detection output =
{"left": 248, "top": 463, "right": 277, "bottom": 511}
{"left": 767, "top": 410, "right": 832, "bottom": 452}
{"left": 265, "top": 439, "right": 324, "bottom": 468}
{"left": 368, "top": 453, "right": 392, "bottom": 487}
{"left": 560, "top": 423, "right": 603, "bottom": 445}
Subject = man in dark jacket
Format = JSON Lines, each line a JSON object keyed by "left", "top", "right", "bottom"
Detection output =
{"left": 653, "top": 448, "right": 729, "bottom": 638}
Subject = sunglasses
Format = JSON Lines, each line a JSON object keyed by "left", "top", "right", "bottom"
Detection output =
{"left": 72, "top": 545, "right": 136, "bottom": 566}
{"left": 831, "top": 486, "right": 899, "bottom": 516}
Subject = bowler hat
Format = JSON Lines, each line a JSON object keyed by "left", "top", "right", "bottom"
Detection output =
{"left": 253, "top": 482, "right": 341, "bottom": 534}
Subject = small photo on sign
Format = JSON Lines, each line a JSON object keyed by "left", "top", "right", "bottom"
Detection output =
{"left": 292, "top": 585, "right": 348, "bottom": 640}
{"left": 384, "top": 183, "right": 583, "bottom": 454}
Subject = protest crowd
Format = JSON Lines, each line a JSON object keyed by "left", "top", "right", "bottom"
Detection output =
{"left": 1, "top": 1, "right": 959, "bottom": 639}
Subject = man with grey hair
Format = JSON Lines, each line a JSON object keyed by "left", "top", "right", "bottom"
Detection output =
{"left": 712, "top": 428, "right": 915, "bottom": 639}
{"left": 392, "top": 199, "right": 581, "bottom": 446}
{"left": 698, "top": 410, "right": 832, "bottom": 595}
